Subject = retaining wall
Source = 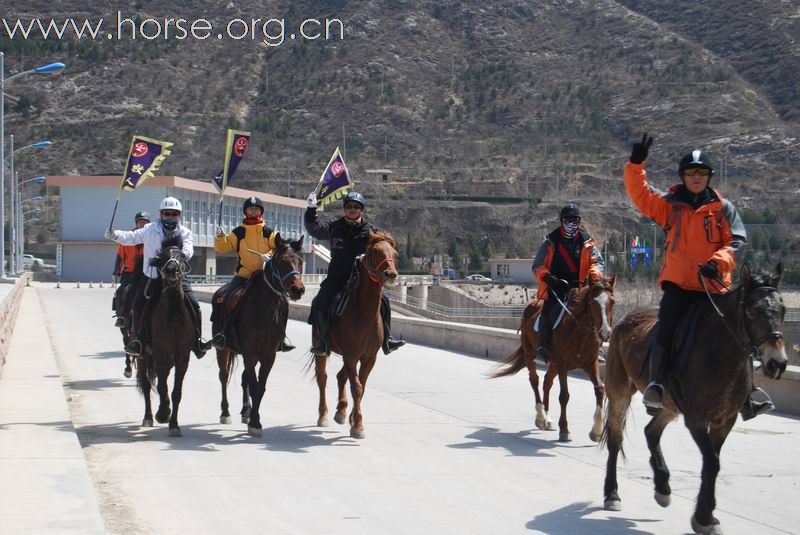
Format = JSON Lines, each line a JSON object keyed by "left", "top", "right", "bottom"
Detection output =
{"left": 0, "top": 276, "right": 31, "bottom": 378}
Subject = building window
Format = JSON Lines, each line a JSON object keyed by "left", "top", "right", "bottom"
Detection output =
{"left": 496, "top": 264, "right": 510, "bottom": 279}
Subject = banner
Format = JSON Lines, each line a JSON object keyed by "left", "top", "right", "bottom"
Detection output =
{"left": 213, "top": 129, "right": 251, "bottom": 197}
{"left": 315, "top": 147, "right": 352, "bottom": 211}
{"left": 119, "top": 135, "right": 173, "bottom": 192}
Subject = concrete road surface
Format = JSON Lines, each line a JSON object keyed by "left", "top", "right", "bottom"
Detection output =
{"left": 1, "top": 284, "right": 797, "bottom": 534}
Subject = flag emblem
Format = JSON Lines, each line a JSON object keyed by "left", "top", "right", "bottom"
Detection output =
{"left": 132, "top": 142, "right": 149, "bottom": 157}
{"left": 234, "top": 137, "right": 249, "bottom": 157}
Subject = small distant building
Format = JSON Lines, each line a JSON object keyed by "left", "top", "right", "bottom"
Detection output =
{"left": 48, "top": 175, "right": 330, "bottom": 281}
{"left": 489, "top": 258, "right": 534, "bottom": 283}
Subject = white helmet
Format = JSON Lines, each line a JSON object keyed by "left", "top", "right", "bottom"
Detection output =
{"left": 159, "top": 196, "right": 182, "bottom": 212}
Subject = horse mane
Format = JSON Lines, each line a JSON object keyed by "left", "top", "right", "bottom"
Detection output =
{"left": 368, "top": 230, "right": 396, "bottom": 249}
{"left": 160, "top": 235, "right": 183, "bottom": 251}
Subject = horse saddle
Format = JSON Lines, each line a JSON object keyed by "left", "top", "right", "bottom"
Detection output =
{"left": 214, "top": 274, "right": 260, "bottom": 314}
{"left": 646, "top": 301, "right": 704, "bottom": 378}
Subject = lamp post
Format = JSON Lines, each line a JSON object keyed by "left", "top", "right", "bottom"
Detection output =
{"left": 9, "top": 140, "right": 51, "bottom": 274}
{"left": 1, "top": 51, "right": 64, "bottom": 278}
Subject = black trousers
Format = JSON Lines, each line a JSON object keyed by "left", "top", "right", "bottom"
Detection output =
{"left": 656, "top": 282, "right": 708, "bottom": 349}
{"left": 131, "top": 277, "right": 200, "bottom": 339}
{"left": 312, "top": 278, "right": 392, "bottom": 330}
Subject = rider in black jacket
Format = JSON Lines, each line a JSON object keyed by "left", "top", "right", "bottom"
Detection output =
{"left": 305, "top": 190, "right": 405, "bottom": 356}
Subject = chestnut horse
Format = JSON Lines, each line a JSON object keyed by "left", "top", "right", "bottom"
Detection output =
{"left": 491, "top": 274, "right": 616, "bottom": 442}
{"left": 312, "top": 231, "right": 398, "bottom": 439}
{"left": 602, "top": 264, "right": 788, "bottom": 535}
{"left": 137, "top": 236, "right": 194, "bottom": 436}
{"left": 215, "top": 234, "right": 305, "bottom": 437}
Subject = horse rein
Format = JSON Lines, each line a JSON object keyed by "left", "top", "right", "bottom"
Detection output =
{"left": 158, "top": 249, "right": 190, "bottom": 288}
{"left": 248, "top": 248, "right": 300, "bottom": 297}
{"left": 550, "top": 287, "right": 607, "bottom": 335}
{"left": 361, "top": 248, "right": 396, "bottom": 285}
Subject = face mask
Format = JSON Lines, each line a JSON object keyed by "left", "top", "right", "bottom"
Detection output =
{"left": 561, "top": 220, "right": 578, "bottom": 238}
{"left": 161, "top": 218, "right": 178, "bottom": 232}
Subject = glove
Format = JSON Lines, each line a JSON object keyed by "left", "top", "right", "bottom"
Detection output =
{"left": 629, "top": 133, "right": 654, "bottom": 164}
{"left": 699, "top": 261, "right": 718, "bottom": 279}
{"left": 544, "top": 275, "right": 569, "bottom": 294}
{"left": 307, "top": 191, "right": 318, "bottom": 208}
{"left": 104, "top": 229, "right": 116, "bottom": 240}
{"left": 215, "top": 226, "right": 225, "bottom": 238}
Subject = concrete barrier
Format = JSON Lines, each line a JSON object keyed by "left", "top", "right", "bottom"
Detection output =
{"left": 0, "top": 275, "right": 31, "bottom": 378}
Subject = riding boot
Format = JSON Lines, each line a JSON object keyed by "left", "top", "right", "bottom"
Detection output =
{"left": 381, "top": 294, "right": 405, "bottom": 355}
{"left": 114, "top": 315, "right": 126, "bottom": 328}
{"left": 191, "top": 306, "right": 212, "bottom": 359}
{"left": 535, "top": 313, "right": 552, "bottom": 363}
{"left": 740, "top": 387, "right": 775, "bottom": 421}
{"left": 310, "top": 304, "right": 330, "bottom": 356}
{"left": 278, "top": 337, "right": 296, "bottom": 352}
{"left": 642, "top": 343, "right": 668, "bottom": 413}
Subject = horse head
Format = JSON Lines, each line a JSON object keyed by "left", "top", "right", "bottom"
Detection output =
{"left": 587, "top": 274, "right": 616, "bottom": 342}
{"left": 266, "top": 233, "right": 305, "bottom": 300}
{"left": 156, "top": 236, "right": 189, "bottom": 288}
{"left": 739, "top": 263, "right": 787, "bottom": 379}
{"left": 362, "top": 230, "right": 398, "bottom": 288}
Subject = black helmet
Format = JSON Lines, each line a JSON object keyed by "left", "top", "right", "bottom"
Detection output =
{"left": 243, "top": 196, "right": 264, "bottom": 213}
{"left": 678, "top": 150, "right": 715, "bottom": 177}
{"left": 343, "top": 191, "right": 366, "bottom": 209}
{"left": 134, "top": 211, "right": 151, "bottom": 222}
{"left": 559, "top": 203, "right": 581, "bottom": 220}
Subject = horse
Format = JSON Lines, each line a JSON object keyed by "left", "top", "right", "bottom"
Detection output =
{"left": 311, "top": 230, "right": 398, "bottom": 439}
{"left": 215, "top": 234, "right": 305, "bottom": 437}
{"left": 602, "top": 264, "right": 788, "bottom": 535}
{"left": 490, "top": 274, "right": 616, "bottom": 442}
{"left": 136, "top": 236, "right": 195, "bottom": 436}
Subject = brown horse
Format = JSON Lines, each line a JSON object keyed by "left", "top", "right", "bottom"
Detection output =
{"left": 312, "top": 230, "right": 398, "bottom": 439}
{"left": 215, "top": 234, "right": 305, "bottom": 437}
{"left": 137, "top": 237, "right": 194, "bottom": 436}
{"left": 491, "top": 274, "right": 616, "bottom": 442}
{"left": 602, "top": 264, "right": 788, "bottom": 535}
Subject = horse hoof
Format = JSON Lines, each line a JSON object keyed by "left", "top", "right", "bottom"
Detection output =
{"left": 317, "top": 418, "right": 329, "bottom": 427}
{"left": 589, "top": 430, "right": 602, "bottom": 443}
{"left": 123, "top": 369, "right": 132, "bottom": 379}
{"left": 350, "top": 428, "right": 365, "bottom": 439}
{"left": 535, "top": 419, "right": 548, "bottom": 431}
{"left": 654, "top": 491, "right": 671, "bottom": 508}
{"left": 691, "top": 514, "right": 723, "bottom": 535}
{"left": 220, "top": 416, "right": 232, "bottom": 424}
{"left": 168, "top": 427, "right": 182, "bottom": 437}
{"left": 241, "top": 416, "right": 250, "bottom": 424}
{"left": 334, "top": 412, "right": 347, "bottom": 425}
{"left": 545, "top": 421, "right": 555, "bottom": 431}
{"left": 558, "top": 432, "right": 572, "bottom": 442}
{"left": 604, "top": 498, "right": 621, "bottom": 511}
{"left": 142, "top": 418, "right": 154, "bottom": 427}
{"left": 156, "top": 412, "right": 171, "bottom": 424}
{"left": 248, "top": 426, "right": 263, "bottom": 437}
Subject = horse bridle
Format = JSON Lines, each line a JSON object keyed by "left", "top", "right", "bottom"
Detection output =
{"left": 258, "top": 248, "right": 301, "bottom": 297}
{"left": 361, "top": 245, "right": 396, "bottom": 285}
{"left": 550, "top": 285, "right": 611, "bottom": 336}
{"left": 158, "top": 248, "right": 190, "bottom": 287}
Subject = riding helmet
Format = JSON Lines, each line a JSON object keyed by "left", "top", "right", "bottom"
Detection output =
{"left": 134, "top": 211, "right": 151, "bottom": 222}
{"left": 559, "top": 203, "right": 581, "bottom": 220}
{"left": 678, "top": 150, "right": 715, "bottom": 177}
{"left": 159, "top": 196, "right": 182, "bottom": 213}
{"left": 243, "top": 196, "right": 265, "bottom": 214}
{"left": 343, "top": 191, "right": 366, "bottom": 209}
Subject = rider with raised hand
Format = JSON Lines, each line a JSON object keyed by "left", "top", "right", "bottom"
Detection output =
{"left": 624, "top": 133, "right": 772, "bottom": 420}
{"left": 112, "top": 211, "right": 150, "bottom": 328}
{"left": 209, "top": 196, "right": 294, "bottom": 352}
{"left": 304, "top": 190, "right": 405, "bottom": 357}
{"left": 532, "top": 203, "right": 604, "bottom": 363}
{"left": 105, "top": 196, "right": 211, "bottom": 359}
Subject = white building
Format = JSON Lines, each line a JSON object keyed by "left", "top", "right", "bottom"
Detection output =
{"left": 489, "top": 258, "right": 535, "bottom": 283}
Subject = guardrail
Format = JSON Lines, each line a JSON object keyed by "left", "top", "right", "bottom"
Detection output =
{"left": 187, "top": 273, "right": 433, "bottom": 286}
{"left": 385, "top": 289, "right": 525, "bottom": 318}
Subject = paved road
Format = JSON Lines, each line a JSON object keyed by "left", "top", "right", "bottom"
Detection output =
{"left": 1, "top": 284, "right": 797, "bottom": 534}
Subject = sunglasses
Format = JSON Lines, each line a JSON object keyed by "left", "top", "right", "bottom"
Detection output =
{"left": 562, "top": 216, "right": 580, "bottom": 223}
{"left": 683, "top": 168, "right": 710, "bottom": 177}
{"left": 344, "top": 204, "right": 363, "bottom": 210}
{"left": 161, "top": 211, "right": 181, "bottom": 217}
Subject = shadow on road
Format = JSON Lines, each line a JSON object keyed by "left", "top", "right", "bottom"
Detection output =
{"left": 447, "top": 426, "right": 594, "bottom": 457}
{"left": 526, "top": 501, "right": 661, "bottom": 534}
{"left": 64, "top": 378, "right": 135, "bottom": 392}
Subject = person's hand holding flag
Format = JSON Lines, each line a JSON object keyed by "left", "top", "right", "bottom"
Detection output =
{"left": 307, "top": 191, "right": 318, "bottom": 208}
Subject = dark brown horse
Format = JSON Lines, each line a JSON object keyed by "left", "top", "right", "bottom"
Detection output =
{"left": 215, "top": 234, "right": 305, "bottom": 437}
{"left": 137, "top": 237, "right": 194, "bottom": 436}
{"left": 602, "top": 264, "right": 788, "bottom": 534}
{"left": 312, "top": 231, "right": 398, "bottom": 439}
{"left": 491, "top": 274, "right": 616, "bottom": 442}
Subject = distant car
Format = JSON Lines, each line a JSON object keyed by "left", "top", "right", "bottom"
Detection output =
{"left": 22, "top": 254, "right": 44, "bottom": 269}
{"left": 466, "top": 274, "right": 491, "bottom": 281}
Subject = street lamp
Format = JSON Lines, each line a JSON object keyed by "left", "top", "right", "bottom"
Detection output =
{"left": 1, "top": 50, "right": 64, "bottom": 279}
{"left": 17, "top": 178, "right": 46, "bottom": 273}
{"left": 8, "top": 138, "right": 51, "bottom": 274}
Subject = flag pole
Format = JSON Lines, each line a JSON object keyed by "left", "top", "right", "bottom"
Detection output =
{"left": 108, "top": 188, "right": 123, "bottom": 231}
{"left": 217, "top": 198, "right": 224, "bottom": 226}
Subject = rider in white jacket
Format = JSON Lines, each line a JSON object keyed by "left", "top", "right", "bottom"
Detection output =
{"left": 106, "top": 197, "right": 210, "bottom": 358}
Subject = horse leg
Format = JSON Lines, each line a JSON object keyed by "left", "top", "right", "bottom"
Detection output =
{"left": 217, "top": 349, "right": 232, "bottom": 424}
{"left": 556, "top": 366, "right": 571, "bottom": 442}
{"left": 585, "top": 362, "right": 606, "bottom": 442}
{"left": 248, "top": 356, "right": 276, "bottom": 438}
{"left": 314, "top": 355, "right": 330, "bottom": 426}
{"left": 603, "top": 385, "right": 635, "bottom": 511}
{"left": 243, "top": 364, "right": 262, "bottom": 437}
{"left": 346, "top": 359, "right": 366, "bottom": 439}
{"left": 139, "top": 362, "right": 154, "bottom": 427}
{"left": 155, "top": 365, "right": 171, "bottom": 425}
{"left": 524, "top": 348, "right": 547, "bottom": 430}
{"left": 645, "top": 410, "right": 676, "bottom": 508}
{"left": 542, "top": 365, "right": 557, "bottom": 431}
{"left": 168, "top": 359, "right": 188, "bottom": 437}
{"left": 334, "top": 363, "right": 349, "bottom": 425}
{"left": 687, "top": 417, "right": 735, "bottom": 535}
{"left": 240, "top": 369, "right": 251, "bottom": 424}
{"left": 350, "top": 357, "right": 377, "bottom": 439}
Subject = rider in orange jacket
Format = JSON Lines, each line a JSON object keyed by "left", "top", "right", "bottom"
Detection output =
{"left": 112, "top": 211, "right": 149, "bottom": 327}
{"left": 625, "top": 133, "right": 773, "bottom": 420}
{"left": 532, "top": 203, "right": 604, "bottom": 362}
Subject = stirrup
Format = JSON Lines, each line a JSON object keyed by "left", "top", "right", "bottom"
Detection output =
{"left": 741, "top": 388, "right": 775, "bottom": 421}
{"left": 114, "top": 316, "right": 125, "bottom": 328}
{"left": 193, "top": 339, "right": 212, "bottom": 360}
{"left": 310, "top": 341, "right": 329, "bottom": 356}
{"left": 211, "top": 333, "right": 226, "bottom": 351}
{"left": 535, "top": 346, "right": 549, "bottom": 364}
{"left": 278, "top": 339, "right": 295, "bottom": 352}
{"left": 642, "top": 382, "right": 664, "bottom": 411}
{"left": 125, "top": 339, "right": 142, "bottom": 357}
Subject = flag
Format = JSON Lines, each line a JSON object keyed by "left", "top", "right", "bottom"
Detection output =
{"left": 315, "top": 147, "right": 351, "bottom": 211}
{"left": 212, "top": 129, "right": 251, "bottom": 196}
{"left": 119, "top": 135, "right": 173, "bottom": 192}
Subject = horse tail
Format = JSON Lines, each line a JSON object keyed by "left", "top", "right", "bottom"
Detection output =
{"left": 136, "top": 354, "right": 156, "bottom": 397}
{"left": 488, "top": 345, "right": 526, "bottom": 378}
